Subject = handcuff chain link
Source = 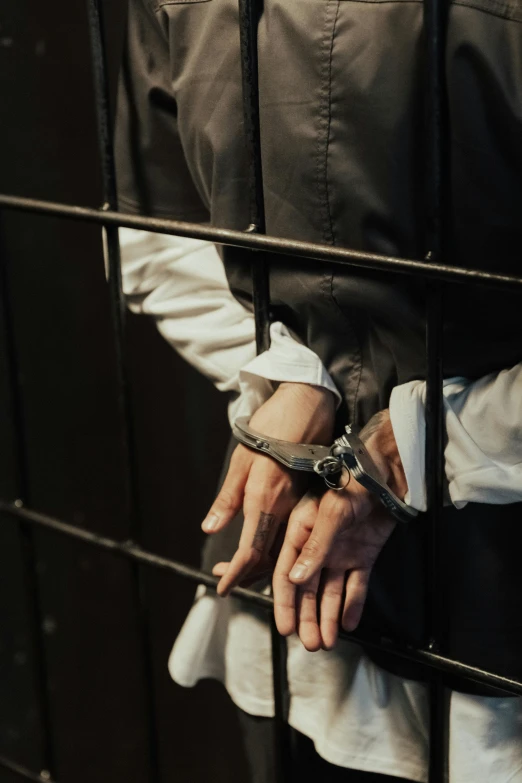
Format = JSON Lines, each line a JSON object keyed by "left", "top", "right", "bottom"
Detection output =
{"left": 313, "top": 454, "right": 352, "bottom": 491}
{"left": 313, "top": 455, "right": 342, "bottom": 478}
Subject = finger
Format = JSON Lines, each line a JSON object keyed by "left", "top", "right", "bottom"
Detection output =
{"left": 217, "top": 463, "right": 294, "bottom": 595}
{"left": 296, "top": 570, "right": 322, "bottom": 651}
{"left": 201, "top": 446, "right": 250, "bottom": 534}
{"left": 216, "top": 544, "right": 261, "bottom": 596}
{"left": 342, "top": 569, "right": 371, "bottom": 632}
{"left": 288, "top": 492, "right": 354, "bottom": 585}
{"left": 216, "top": 500, "right": 280, "bottom": 596}
{"left": 273, "top": 493, "right": 319, "bottom": 637}
{"left": 213, "top": 560, "right": 273, "bottom": 588}
{"left": 319, "top": 568, "right": 346, "bottom": 650}
{"left": 212, "top": 562, "right": 229, "bottom": 577}
{"left": 268, "top": 523, "right": 287, "bottom": 563}
{"left": 273, "top": 536, "right": 300, "bottom": 636}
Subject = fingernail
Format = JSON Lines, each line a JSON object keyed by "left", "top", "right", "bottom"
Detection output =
{"left": 216, "top": 581, "right": 229, "bottom": 597}
{"left": 202, "top": 513, "right": 219, "bottom": 532}
{"left": 290, "top": 563, "right": 308, "bottom": 581}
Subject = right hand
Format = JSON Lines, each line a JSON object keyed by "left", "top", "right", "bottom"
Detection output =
{"left": 201, "top": 382, "right": 336, "bottom": 596}
{"left": 272, "top": 410, "right": 406, "bottom": 651}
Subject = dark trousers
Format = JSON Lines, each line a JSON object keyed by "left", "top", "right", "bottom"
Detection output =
{"left": 237, "top": 709, "right": 416, "bottom": 783}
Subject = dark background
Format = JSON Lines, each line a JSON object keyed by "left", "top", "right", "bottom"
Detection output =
{"left": 0, "top": 1, "right": 248, "bottom": 780}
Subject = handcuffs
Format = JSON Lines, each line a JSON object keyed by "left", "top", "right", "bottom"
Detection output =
{"left": 233, "top": 417, "right": 417, "bottom": 524}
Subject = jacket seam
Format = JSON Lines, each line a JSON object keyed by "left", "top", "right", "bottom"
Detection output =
{"left": 316, "top": 1, "right": 340, "bottom": 247}
{"left": 154, "top": 0, "right": 212, "bottom": 8}
{"left": 340, "top": 0, "right": 522, "bottom": 21}
{"left": 315, "top": 1, "right": 364, "bottom": 423}
{"left": 325, "top": 1, "right": 340, "bottom": 246}
{"left": 330, "top": 274, "right": 364, "bottom": 421}
{"left": 452, "top": 0, "right": 522, "bottom": 22}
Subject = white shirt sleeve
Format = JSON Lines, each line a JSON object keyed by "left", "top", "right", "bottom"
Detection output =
{"left": 119, "top": 228, "right": 340, "bottom": 424}
{"left": 389, "top": 364, "right": 522, "bottom": 512}
{"left": 119, "top": 227, "right": 257, "bottom": 392}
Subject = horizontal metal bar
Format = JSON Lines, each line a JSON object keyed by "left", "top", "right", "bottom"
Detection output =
{"left": 2, "top": 499, "right": 522, "bottom": 697}
{"left": 1, "top": 194, "right": 521, "bottom": 290}
{"left": 0, "top": 754, "right": 54, "bottom": 783}
{"left": 1, "top": 501, "right": 271, "bottom": 609}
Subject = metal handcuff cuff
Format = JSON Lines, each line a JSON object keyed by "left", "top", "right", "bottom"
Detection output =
{"left": 232, "top": 417, "right": 418, "bottom": 524}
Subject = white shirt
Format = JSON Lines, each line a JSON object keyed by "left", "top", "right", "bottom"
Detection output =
{"left": 120, "top": 227, "right": 522, "bottom": 782}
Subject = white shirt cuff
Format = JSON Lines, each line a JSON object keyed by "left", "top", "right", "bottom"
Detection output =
{"left": 228, "top": 322, "right": 341, "bottom": 425}
{"left": 389, "top": 381, "right": 428, "bottom": 512}
{"left": 388, "top": 373, "right": 522, "bottom": 513}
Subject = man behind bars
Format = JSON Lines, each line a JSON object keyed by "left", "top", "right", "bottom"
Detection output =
{"left": 115, "top": 0, "right": 522, "bottom": 780}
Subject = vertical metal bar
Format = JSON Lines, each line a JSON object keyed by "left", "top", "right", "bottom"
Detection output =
{"left": 426, "top": 281, "right": 449, "bottom": 783}
{"left": 269, "top": 615, "right": 293, "bottom": 783}
{"left": 423, "top": 0, "right": 450, "bottom": 777}
{"left": 238, "top": 0, "right": 271, "bottom": 355}
{"left": 237, "top": 1, "right": 291, "bottom": 778}
{"left": 85, "top": 3, "right": 160, "bottom": 781}
{"left": 0, "top": 241, "right": 56, "bottom": 780}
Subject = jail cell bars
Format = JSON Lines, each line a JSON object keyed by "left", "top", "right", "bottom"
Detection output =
{"left": 0, "top": 2, "right": 522, "bottom": 783}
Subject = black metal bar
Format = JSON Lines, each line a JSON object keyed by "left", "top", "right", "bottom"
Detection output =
{"left": 426, "top": 282, "right": 448, "bottom": 783}
{"left": 423, "top": 0, "right": 451, "bottom": 771}
{"left": 425, "top": 285, "right": 445, "bottom": 647}
{"left": 86, "top": 0, "right": 119, "bottom": 212}
{"left": 429, "top": 677, "right": 450, "bottom": 783}
{"left": 0, "top": 500, "right": 272, "bottom": 608}
{"left": 250, "top": 235, "right": 271, "bottom": 355}
{"left": 238, "top": 0, "right": 291, "bottom": 783}
{"left": 237, "top": 3, "right": 291, "bottom": 772}
{"left": 0, "top": 754, "right": 57, "bottom": 783}
{"left": 86, "top": 0, "right": 136, "bottom": 533}
{"left": 238, "top": 0, "right": 266, "bottom": 238}
{"left": 0, "top": 245, "right": 56, "bottom": 776}
{"left": 3, "top": 499, "right": 522, "bottom": 698}
{"left": 426, "top": 283, "right": 449, "bottom": 783}
{"left": 423, "top": 0, "right": 448, "bottom": 656}
{"left": 238, "top": 0, "right": 271, "bottom": 353}
{"left": 269, "top": 615, "right": 292, "bottom": 783}
{"left": 85, "top": 2, "right": 160, "bottom": 781}
{"left": 0, "top": 194, "right": 521, "bottom": 290}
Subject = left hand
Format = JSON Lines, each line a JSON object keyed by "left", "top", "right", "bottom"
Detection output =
{"left": 204, "top": 382, "right": 336, "bottom": 596}
{"left": 272, "top": 409, "right": 408, "bottom": 651}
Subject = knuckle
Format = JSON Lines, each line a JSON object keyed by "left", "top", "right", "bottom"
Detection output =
{"left": 279, "top": 472, "right": 294, "bottom": 491}
{"left": 328, "top": 495, "right": 351, "bottom": 520}
{"left": 244, "top": 485, "right": 266, "bottom": 507}
{"left": 247, "top": 471, "right": 291, "bottom": 501}
{"left": 272, "top": 571, "right": 289, "bottom": 585}
{"left": 302, "top": 536, "right": 324, "bottom": 560}
{"left": 323, "top": 586, "right": 343, "bottom": 598}
{"left": 230, "top": 445, "right": 246, "bottom": 465}
{"left": 289, "top": 506, "right": 311, "bottom": 528}
{"left": 215, "top": 487, "right": 237, "bottom": 512}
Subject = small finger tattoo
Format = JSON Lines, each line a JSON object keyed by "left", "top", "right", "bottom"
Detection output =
{"left": 252, "top": 512, "right": 275, "bottom": 552}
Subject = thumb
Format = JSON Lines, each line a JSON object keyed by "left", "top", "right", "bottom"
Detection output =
{"left": 288, "top": 493, "right": 351, "bottom": 585}
{"left": 202, "top": 446, "right": 251, "bottom": 533}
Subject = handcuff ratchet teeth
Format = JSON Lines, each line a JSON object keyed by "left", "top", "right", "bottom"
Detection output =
{"left": 232, "top": 417, "right": 418, "bottom": 524}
